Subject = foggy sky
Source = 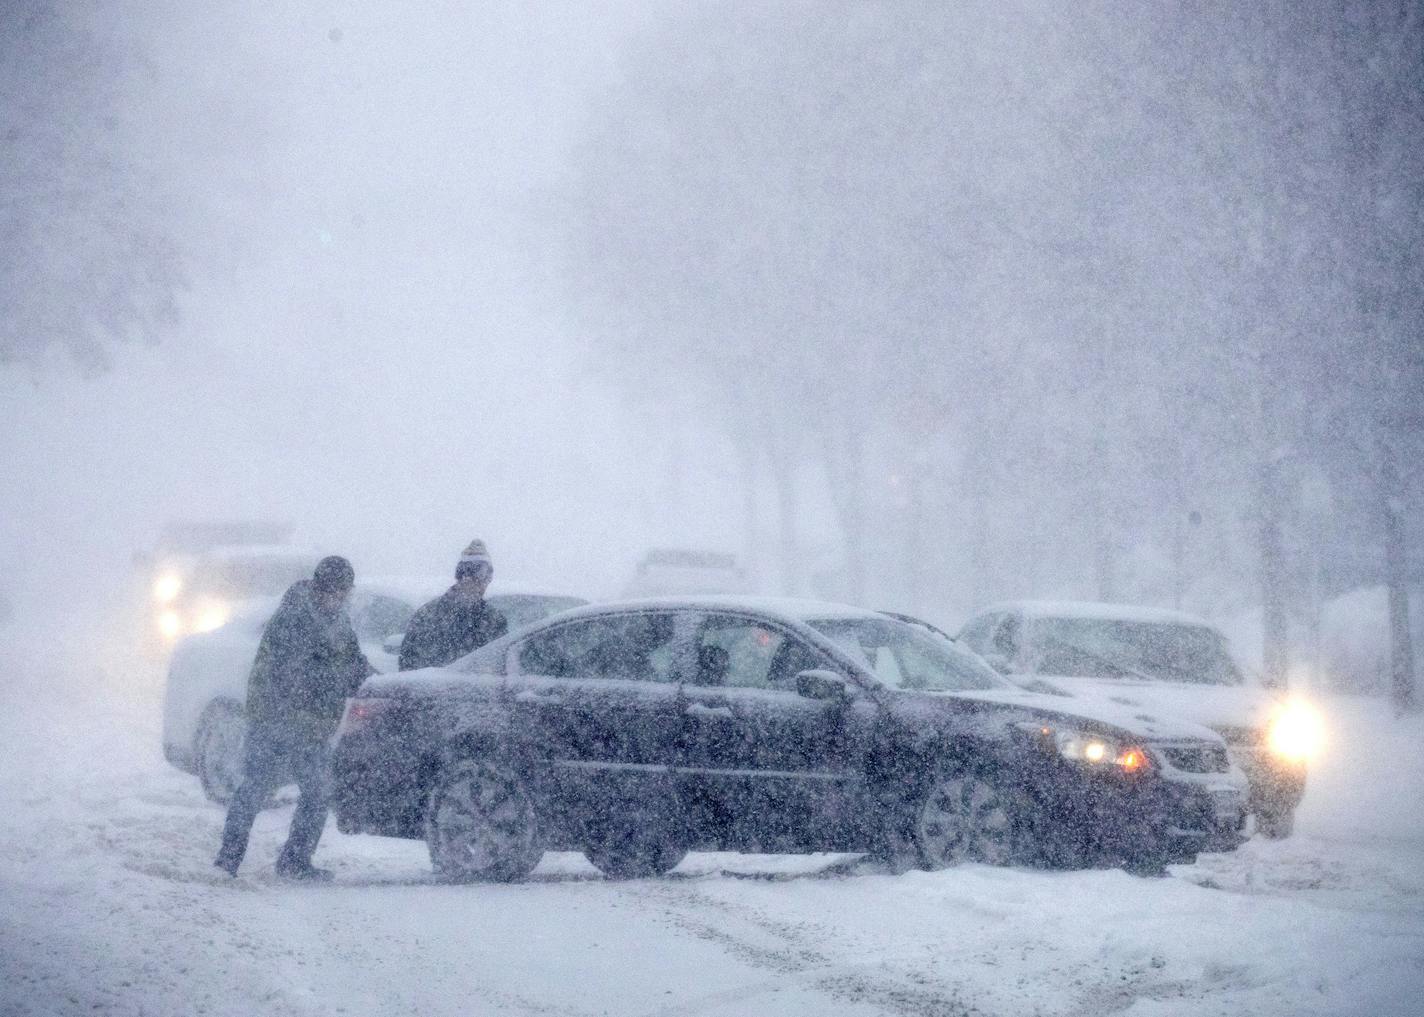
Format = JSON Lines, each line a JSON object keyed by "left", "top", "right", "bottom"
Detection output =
{"left": 1, "top": 1, "right": 742, "bottom": 611}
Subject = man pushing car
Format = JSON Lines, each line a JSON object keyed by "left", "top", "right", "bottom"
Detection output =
{"left": 214, "top": 555, "right": 374, "bottom": 880}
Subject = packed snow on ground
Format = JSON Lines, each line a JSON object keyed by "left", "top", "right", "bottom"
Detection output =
{"left": 1, "top": 612, "right": 1421, "bottom": 1017}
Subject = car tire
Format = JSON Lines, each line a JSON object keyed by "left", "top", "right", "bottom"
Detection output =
{"left": 195, "top": 701, "right": 250, "bottom": 806}
{"left": 584, "top": 815, "right": 687, "bottom": 880}
{"left": 426, "top": 759, "right": 543, "bottom": 883}
{"left": 1256, "top": 806, "right": 1295, "bottom": 839}
{"left": 888, "top": 765, "right": 1027, "bottom": 871}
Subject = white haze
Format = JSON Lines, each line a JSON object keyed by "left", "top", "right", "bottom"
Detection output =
{"left": 2, "top": 0, "right": 724, "bottom": 611}
{"left": 4, "top": 2, "right": 1418, "bottom": 680}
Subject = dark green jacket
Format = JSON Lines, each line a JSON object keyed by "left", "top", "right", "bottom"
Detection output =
{"left": 398, "top": 587, "right": 508, "bottom": 671}
{"left": 246, "top": 580, "right": 374, "bottom": 741}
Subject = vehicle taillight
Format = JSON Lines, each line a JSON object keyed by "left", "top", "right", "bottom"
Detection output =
{"left": 336, "top": 697, "right": 395, "bottom": 739}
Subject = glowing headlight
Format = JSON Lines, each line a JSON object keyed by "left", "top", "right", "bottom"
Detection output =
{"left": 158, "top": 609, "right": 182, "bottom": 640}
{"left": 191, "top": 603, "right": 231, "bottom": 634}
{"left": 1051, "top": 730, "right": 1149, "bottom": 771}
{"left": 152, "top": 573, "right": 182, "bottom": 604}
{"left": 1267, "top": 700, "right": 1324, "bottom": 762}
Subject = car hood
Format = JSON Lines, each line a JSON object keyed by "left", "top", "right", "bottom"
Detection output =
{"left": 919, "top": 686, "right": 1228, "bottom": 743}
{"left": 1006, "top": 674, "right": 1283, "bottom": 735}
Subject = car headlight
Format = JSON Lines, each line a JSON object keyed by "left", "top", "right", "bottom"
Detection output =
{"left": 152, "top": 573, "right": 182, "bottom": 604}
{"left": 1056, "top": 731, "right": 1149, "bottom": 769}
{"left": 158, "top": 609, "right": 183, "bottom": 640}
{"left": 1025, "top": 724, "right": 1150, "bottom": 771}
{"left": 1266, "top": 700, "right": 1324, "bottom": 762}
{"left": 191, "top": 602, "right": 231, "bottom": 634}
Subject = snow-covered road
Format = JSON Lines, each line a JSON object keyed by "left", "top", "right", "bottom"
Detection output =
{"left": 3, "top": 623, "right": 1422, "bottom": 1016}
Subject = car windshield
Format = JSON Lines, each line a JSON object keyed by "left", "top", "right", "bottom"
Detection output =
{"left": 807, "top": 617, "right": 1009, "bottom": 692}
{"left": 1030, "top": 617, "right": 1244, "bottom": 685}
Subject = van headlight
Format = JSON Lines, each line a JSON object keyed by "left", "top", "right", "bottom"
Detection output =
{"left": 1266, "top": 700, "right": 1324, "bottom": 762}
{"left": 152, "top": 573, "right": 183, "bottom": 604}
{"left": 191, "top": 602, "right": 231, "bottom": 634}
{"left": 158, "top": 609, "right": 183, "bottom": 640}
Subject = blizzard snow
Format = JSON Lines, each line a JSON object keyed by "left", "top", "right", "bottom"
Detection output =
{"left": 2, "top": 615, "right": 1421, "bottom": 1017}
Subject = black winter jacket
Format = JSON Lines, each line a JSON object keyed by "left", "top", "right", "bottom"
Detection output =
{"left": 398, "top": 587, "right": 508, "bottom": 671}
{"left": 245, "top": 580, "right": 374, "bottom": 741}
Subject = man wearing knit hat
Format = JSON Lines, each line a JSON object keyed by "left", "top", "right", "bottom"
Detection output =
{"left": 214, "top": 555, "right": 374, "bottom": 881}
{"left": 399, "top": 539, "right": 508, "bottom": 671}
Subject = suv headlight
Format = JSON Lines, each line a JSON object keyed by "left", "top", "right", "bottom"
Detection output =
{"left": 1266, "top": 700, "right": 1324, "bottom": 762}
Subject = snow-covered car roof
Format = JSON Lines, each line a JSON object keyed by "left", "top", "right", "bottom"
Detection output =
{"left": 546, "top": 594, "right": 887, "bottom": 626}
{"left": 351, "top": 577, "right": 588, "bottom": 605}
{"left": 980, "top": 599, "right": 1218, "bottom": 629}
{"left": 198, "top": 544, "right": 321, "bottom": 564}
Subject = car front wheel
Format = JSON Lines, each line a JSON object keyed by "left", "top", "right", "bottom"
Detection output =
{"left": 195, "top": 701, "right": 248, "bottom": 805}
{"left": 426, "top": 759, "right": 543, "bottom": 882}
{"left": 884, "top": 766, "right": 1026, "bottom": 871}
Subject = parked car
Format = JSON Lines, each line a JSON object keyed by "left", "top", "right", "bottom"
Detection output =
{"left": 143, "top": 543, "right": 321, "bottom": 647}
{"left": 956, "top": 601, "right": 1322, "bottom": 837}
{"left": 331, "top": 596, "right": 1248, "bottom": 882}
{"left": 162, "top": 582, "right": 587, "bottom": 804}
{"left": 623, "top": 548, "right": 750, "bottom": 598}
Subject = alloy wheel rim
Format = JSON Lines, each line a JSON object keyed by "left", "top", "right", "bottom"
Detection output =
{"left": 433, "top": 765, "right": 533, "bottom": 873}
{"left": 916, "top": 775, "right": 1013, "bottom": 866}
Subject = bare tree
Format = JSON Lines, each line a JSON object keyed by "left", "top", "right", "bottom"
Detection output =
{"left": 0, "top": 2, "right": 183, "bottom": 374}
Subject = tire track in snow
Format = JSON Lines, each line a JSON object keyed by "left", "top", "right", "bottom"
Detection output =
{"left": 619, "top": 880, "right": 982, "bottom": 1017}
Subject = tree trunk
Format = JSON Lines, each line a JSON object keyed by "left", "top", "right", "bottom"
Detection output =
{"left": 734, "top": 433, "right": 761, "bottom": 593}
{"left": 1380, "top": 437, "right": 1416, "bottom": 714}
{"left": 828, "top": 424, "right": 868, "bottom": 604}
{"left": 768, "top": 434, "right": 800, "bottom": 596}
{"left": 1258, "top": 450, "right": 1291, "bottom": 689}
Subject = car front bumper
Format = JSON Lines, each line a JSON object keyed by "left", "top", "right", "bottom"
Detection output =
{"left": 1029, "top": 761, "right": 1248, "bottom": 867}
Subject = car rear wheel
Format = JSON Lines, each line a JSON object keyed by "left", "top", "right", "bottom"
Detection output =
{"left": 426, "top": 759, "right": 543, "bottom": 882}
{"left": 195, "top": 701, "right": 249, "bottom": 806}
{"left": 898, "top": 767, "right": 1025, "bottom": 870}
{"left": 584, "top": 813, "right": 687, "bottom": 879}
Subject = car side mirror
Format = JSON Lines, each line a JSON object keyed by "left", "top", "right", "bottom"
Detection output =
{"left": 796, "top": 669, "right": 851, "bottom": 702}
{"left": 382, "top": 633, "right": 404, "bottom": 655}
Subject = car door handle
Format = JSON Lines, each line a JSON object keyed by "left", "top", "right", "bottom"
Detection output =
{"left": 515, "top": 690, "right": 564, "bottom": 706}
{"left": 684, "top": 703, "right": 734, "bottom": 721}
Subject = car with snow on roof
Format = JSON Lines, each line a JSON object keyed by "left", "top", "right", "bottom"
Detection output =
{"left": 956, "top": 600, "right": 1322, "bottom": 838}
{"left": 162, "top": 581, "right": 586, "bottom": 805}
{"left": 330, "top": 596, "right": 1249, "bottom": 882}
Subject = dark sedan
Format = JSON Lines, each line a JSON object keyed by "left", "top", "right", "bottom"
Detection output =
{"left": 331, "top": 597, "right": 1248, "bottom": 881}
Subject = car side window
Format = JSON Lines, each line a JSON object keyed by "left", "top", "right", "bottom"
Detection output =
{"left": 517, "top": 613, "right": 680, "bottom": 682}
{"left": 694, "top": 615, "right": 831, "bottom": 689}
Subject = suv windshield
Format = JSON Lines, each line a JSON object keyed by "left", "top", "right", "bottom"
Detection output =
{"left": 807, "top": 618, "right": 1008, "bottom": 692}
{"left": 189, "top": 556, "right": 317, "bottom": 598}
{"left": 1031, "top": 618, "right": 1244, "bottom": 685}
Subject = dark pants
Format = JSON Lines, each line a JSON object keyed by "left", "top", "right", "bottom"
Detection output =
{"left": 217, "top": 726, "right": 332, "bottom": 872}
